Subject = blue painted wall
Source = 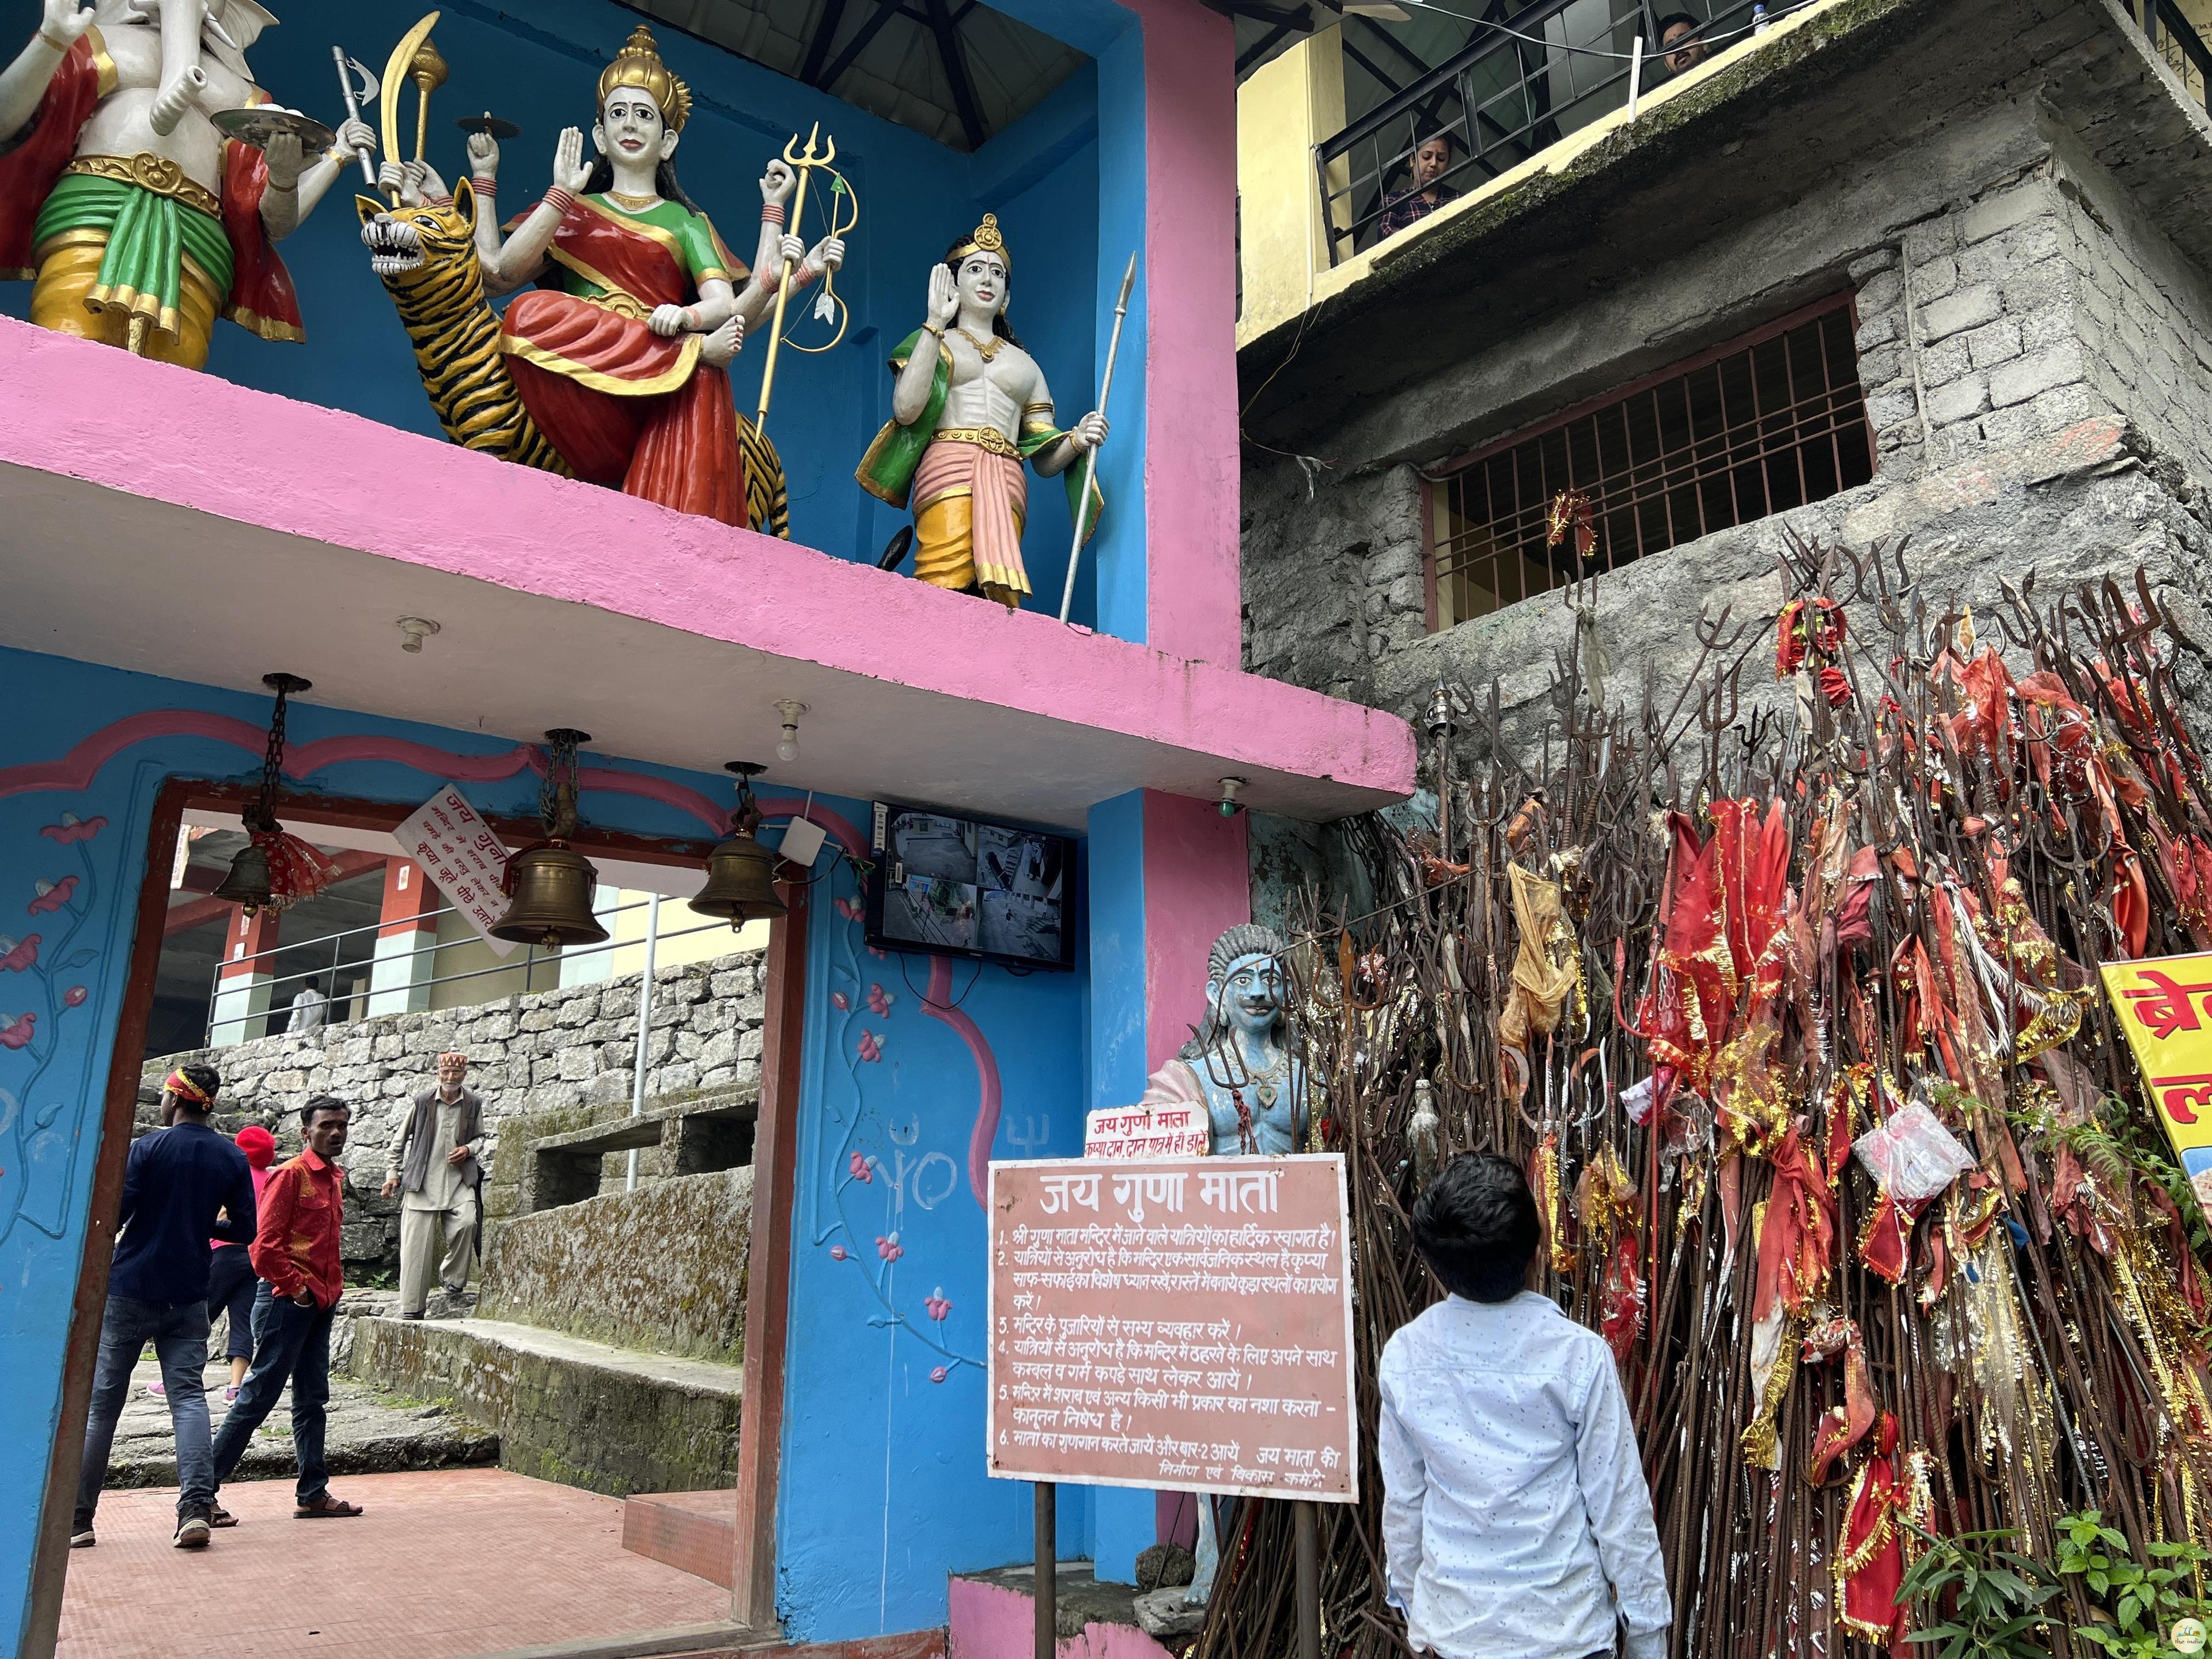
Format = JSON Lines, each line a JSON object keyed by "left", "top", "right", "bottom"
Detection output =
{"left": 0, "top": 0, "right": 1130, "bottom": 629}
{"left": 775, "top": 795, "right": 1090, "bottom": 1641}
{"left": 0, "top": 643, "right": 809, "bottom": 1652}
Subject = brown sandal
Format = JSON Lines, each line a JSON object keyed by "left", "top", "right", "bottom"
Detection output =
{"left": 294, "top": 1493, "right": 362, "bottom": 1518}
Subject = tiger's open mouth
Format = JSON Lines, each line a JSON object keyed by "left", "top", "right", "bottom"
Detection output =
{"left": 361, "top": 214, "right": 426, "bottom": 276}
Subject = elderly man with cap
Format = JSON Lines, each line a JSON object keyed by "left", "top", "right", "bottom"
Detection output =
{"left": 72, "top": 1063, "right": 256, "bottom": 1551}
{"left": 382, "top": 1051, "right": 486, "bottom": 1320}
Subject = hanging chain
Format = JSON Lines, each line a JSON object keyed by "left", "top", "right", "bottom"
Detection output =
{"left": 252, "top": 679, "right": 293, "bottom": 831}
{"left": 540, "top": 729, "right": 588, "bottom": 838}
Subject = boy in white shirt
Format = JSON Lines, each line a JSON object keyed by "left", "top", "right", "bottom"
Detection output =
{"left": 1378, "top": 1152, "right": 1672, "bottom": 1659}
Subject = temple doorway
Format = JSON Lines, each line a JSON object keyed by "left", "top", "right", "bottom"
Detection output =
{"left": 47, "top": 783, "right": 791, "bottom": 1658}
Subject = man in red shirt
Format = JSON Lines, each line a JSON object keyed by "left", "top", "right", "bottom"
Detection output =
{"left": 207, "top": 1096, "right": 365, "bottom": 1520}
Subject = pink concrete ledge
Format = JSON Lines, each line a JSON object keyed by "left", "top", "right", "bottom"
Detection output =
{"left": 0, "top": 320, "right": 1411, "bottom": 819}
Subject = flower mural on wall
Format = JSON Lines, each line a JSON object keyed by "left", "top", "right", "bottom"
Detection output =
{"left": 810, "top": 861, "right": 985, "bottom": 1382}
{"left": 2, "top": 815, "right": 105, "bottom": 1245}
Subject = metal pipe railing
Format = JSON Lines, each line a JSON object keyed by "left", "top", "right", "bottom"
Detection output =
{"left": 202, "top": 896, "right": 743, "bottom": 1043}
{"left": 1313, "top": 0, "right": 1765, "bottom": 264}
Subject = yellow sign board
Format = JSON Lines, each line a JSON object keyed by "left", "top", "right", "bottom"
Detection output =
{"left": 2101, "top": 951, "right": 2212, "bottom": 1207}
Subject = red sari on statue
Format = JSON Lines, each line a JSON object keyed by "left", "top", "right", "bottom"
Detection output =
{"left": 498, "top": 195, "right": 744, "bottom": 524}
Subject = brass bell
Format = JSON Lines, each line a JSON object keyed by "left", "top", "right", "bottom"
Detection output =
{"left": 491, "top": 841, "right": 608, "bottom": 949}
{"left": 692, "top": 827, "right": 787, "bottom": 927}
{"left": 691, "top": 760, "right": 787, "bottom": 929}
{"left": 211, "top": 841, "right": 274, "bottom": 913}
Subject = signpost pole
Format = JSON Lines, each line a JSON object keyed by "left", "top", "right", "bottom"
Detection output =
{"left": 1294, "top": 1500, "right": 1319, "bottom": 1659}
{"left": 1035, "top": 1481, "right": 1056, "bottom": 1659}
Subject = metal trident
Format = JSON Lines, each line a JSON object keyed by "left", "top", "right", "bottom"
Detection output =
{"left": 755, "top": 123, "right": 839, "bottom": 438}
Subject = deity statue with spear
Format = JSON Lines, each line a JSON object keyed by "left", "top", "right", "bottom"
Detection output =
{"left": 858, "top": 214, "right": 1123, "bottom": 612}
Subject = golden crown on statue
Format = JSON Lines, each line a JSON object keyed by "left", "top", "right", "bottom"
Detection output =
{"left": 597, "top": 24, "right": 693, "bottom": 132}
{"left": 952, "top": 212, "right": 1011, "bottom": 270}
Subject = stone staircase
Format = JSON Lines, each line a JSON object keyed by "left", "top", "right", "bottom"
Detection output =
{"left": 344, "top": 1086, "right": 755, "bottom": 1501}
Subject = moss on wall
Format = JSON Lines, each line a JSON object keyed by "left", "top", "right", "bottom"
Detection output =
{"left": 480, "top": 1167, "right": 752, "bottom": 1364}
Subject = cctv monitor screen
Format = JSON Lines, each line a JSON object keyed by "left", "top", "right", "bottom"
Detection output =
{"left": 864, "top": 804, "right": 1074, "bottom": 971}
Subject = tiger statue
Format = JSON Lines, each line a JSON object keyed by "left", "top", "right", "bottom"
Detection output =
{"left": 355, "top": 181, "right": 791, "bottom": 538}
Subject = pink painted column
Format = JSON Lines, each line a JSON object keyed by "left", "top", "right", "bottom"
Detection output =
{"left": 1131, "top": 0, "right": 1241, "bottom": 669}
{"left": 1141, "top": 790, "right": 1251, "bottom": 1073}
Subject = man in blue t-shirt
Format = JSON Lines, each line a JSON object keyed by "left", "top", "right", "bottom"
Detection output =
{"left": 72, "top": 1064, "right": 257, "bottom": 1551}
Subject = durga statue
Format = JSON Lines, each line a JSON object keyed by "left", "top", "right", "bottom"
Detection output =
{"left": 370, "top": 25, "right": 843, "bottom": 528}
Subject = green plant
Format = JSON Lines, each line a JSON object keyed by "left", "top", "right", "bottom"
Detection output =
{"left": 2056, "top": 1510, "right": 2212, "bottom": 1659}
{"left": 1900, "top": 1525, "right": 2059, "bottom": 1659}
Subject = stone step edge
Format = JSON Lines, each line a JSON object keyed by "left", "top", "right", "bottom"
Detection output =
{"left": 357, "top": 1315, "right": 745, "bottom": 1398}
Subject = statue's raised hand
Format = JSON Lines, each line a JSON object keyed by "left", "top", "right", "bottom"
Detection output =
{"left": 1069, "top": 411, "right": 1109, "bottom": 452}
{"left": 760, "top": 158, "right": 796, "bottom": 208}
{"left": 378, "top": 158, "right": 429, "bottom": 207}
{"left": 927, "top": 263, "right": 959, "bottom": 329}
{"left": 804, "top": 234, "right": 846, "bottom": 278}
{"left": 39, "top": 0, "right": 94, "bottom": 47}
{"left": 552, "top": 126, "right": 592, "bottom": 194}
{"left": 700, "top": 315, "right": 744, "bottom": 368}
{"left": 467, "top": 128, "right": 500, "bottom": 179}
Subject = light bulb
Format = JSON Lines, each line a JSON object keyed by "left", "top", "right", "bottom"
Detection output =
{"left": 772, "top": 700, "right": 808, "bottom": 765}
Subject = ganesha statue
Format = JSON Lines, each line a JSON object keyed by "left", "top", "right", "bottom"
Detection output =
{"left": 0, "top": 0, "right": 374, "bottom": 367}
{"left": 356, "top": 25, "right": 842, "bottom": 535}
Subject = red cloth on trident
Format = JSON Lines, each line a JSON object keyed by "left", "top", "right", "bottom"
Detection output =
{"left": 1838, "top": 1414, "right": 1927, "bottom": 1651}
{"left": 500, "top": 200, "right": 744, "bottom": 525}
{"left": 1751, "top": 1123, "right": 1837, "bottom": 1327}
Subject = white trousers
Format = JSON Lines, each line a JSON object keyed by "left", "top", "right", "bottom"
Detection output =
{"left": 399, "top": 1194, "right": 478, "bottom": 1316}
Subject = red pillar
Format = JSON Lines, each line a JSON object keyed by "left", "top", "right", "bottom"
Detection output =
{"left": 210, "top": 903, "right": 281, "bottom": 1047}
{"left": 368, "top": 858, "right": 440, "bottom": 1016}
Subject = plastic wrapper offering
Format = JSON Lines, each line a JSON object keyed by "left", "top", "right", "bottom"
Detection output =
{"left": 1851, "top": 1099, "right": 1975, "bottom": 1203}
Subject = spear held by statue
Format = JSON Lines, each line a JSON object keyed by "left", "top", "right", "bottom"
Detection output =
{"left": 1059, "top": 252, "right": 1138, "bottom": 625}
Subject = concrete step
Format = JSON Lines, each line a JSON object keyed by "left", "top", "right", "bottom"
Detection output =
{"left": 347, "top": 1314, "right": 742, "bottom": 1497}
{"left": 950, "top": 1563, "right": 1175, "bottom": 1659}
{"left": 623, "top": 1488, "right": 738, "bottom": 1588}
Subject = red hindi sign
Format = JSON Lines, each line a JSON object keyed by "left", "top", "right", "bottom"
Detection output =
{"left": 985, "top": 1153, "right": 1358, "bottom": 1502}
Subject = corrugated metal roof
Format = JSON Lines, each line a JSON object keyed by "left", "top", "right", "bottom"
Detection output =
{"left": 619, "top": 0, "right": 1088, "bottom": 151}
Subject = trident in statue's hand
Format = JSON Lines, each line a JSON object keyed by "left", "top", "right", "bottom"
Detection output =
{"left": 754, "top": 122, "right": 850, "bottom": 438}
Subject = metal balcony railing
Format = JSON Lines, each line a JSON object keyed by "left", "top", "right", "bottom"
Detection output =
{"left": 2120, "top": 0, "right": 2212, "bottom": 109}
{"left": 204, "top": 892, "right": 740, "bottom": 1043}
{"left": 1313, "top": 0, "right": 1766, "bottom": 264}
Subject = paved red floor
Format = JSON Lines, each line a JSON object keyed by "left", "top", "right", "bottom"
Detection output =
{"left": 59, "top": 1468, "right": 731, "bottom": 1658}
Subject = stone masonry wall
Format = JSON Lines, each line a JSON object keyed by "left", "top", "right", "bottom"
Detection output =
{"left": 1241, "top": 96, "right": 2212, "bottom": 774}
{"left": 143, "top": 948, "right": 766, "bottom": 1274}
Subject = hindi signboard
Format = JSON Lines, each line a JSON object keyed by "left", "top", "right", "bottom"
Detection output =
{"left": 393, "top": 784, "right": 517, "bottom": 956}
{"left": 2103, "top": 950, "right": 2212, "bottom": 1207}
{"left": 1082, "top": 1102, "right": 1210, "bottom": 1160}
{"left": 986, "top": 1153, "right": 1357, "bottom": 1502}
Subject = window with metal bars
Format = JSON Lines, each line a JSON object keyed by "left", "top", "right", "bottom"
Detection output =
{"left": 1424, "top": 297, "right": 1876, "bottom": 631}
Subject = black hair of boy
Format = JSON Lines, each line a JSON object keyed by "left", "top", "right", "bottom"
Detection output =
{"left": 1411, "top": 1152, "right": 1540, "bottom": 1302}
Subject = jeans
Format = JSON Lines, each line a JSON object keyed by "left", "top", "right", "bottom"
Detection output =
{"left": 209, "top": 1282, "right": 334, "bottom": 1506}
{"left": 76, "top": 1294, "right": 213, "bottom": 1528}
{"left": 206, "top": 1244, "right": 259, "bottom": 1362}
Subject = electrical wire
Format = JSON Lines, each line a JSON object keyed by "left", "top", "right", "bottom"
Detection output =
{"left": 894, "top": 948, "right": 986, "bottom": 1012}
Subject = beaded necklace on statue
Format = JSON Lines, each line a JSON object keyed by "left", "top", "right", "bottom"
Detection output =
{"left": 605, "top": 189, "right": 661, "bottom": 211}
{"left": 955, "top": 325, "right": 1007, "bottom": 362}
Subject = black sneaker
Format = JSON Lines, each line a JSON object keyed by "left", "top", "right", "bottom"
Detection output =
{"left": 69, "top": 1526, "right": 93, "bottom": 1550}
{"left": 173, "top": 1513, "right": 211, "bottom": 1549}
